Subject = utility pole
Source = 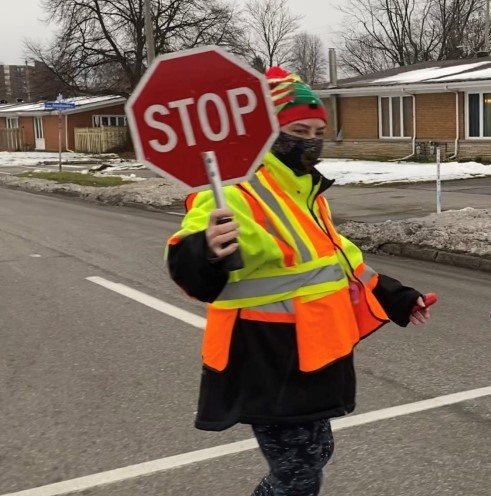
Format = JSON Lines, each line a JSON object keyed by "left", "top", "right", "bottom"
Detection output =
{"left": 144, "top": 0, "right": 156, "bottom": 65}
{"left": 486, "top": 0, "right": 490, "bottom": 54}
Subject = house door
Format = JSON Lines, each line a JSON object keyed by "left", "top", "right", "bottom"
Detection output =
{"left": 34, "top": 117, "right": 45, "bottom": 150}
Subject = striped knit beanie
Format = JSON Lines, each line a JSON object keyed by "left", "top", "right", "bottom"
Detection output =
{"left": 265, "top": 67, "right": 327, "bottom": 126}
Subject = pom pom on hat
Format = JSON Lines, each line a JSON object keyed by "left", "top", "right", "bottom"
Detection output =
{"left": 265, "top": 67, "right": 327, "bottom": 127}
{"left": 265, "top": 66, "right": 293, "bottom": 82}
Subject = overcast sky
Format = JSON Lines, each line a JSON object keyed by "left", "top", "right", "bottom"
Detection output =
{"left": 0, "top": 0, "right": 342, "bottom": 65}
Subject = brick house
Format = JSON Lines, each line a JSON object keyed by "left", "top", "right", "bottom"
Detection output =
{"left": 0, "top": 95, "right": 127, "bottom": 152}
{"left": 318, "top": 57, "right": 491, "bottom": 161}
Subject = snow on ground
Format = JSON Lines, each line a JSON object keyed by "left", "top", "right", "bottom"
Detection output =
{"left": 28, "top": 169, "right": 145, "bottom": 182}
{"left": 0, "top": 152, "right": 143, "bottom": 170}
{"left": 316, "top": 159, "right": 491, "bottom": 185}
{"left": 99, "top": 161, "right": 144, "bottom": 171}
{"left": 2, "top": 152, "right": 491, "bottom": 185}
{"left": 338, "top": 207, "right": 491, "bottom": 260}
{"left": 0, "top": 151, "right": 109, "bottom": 165}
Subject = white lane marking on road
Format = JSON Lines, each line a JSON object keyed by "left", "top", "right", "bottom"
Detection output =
{"left": 86, "top": 276, "right": 206, "bottom": 329}
{"left": 331, "top": 386, "right": 491, "bottom": 429}
{"left": 30, "top": 254, "right": 42, "bottom": 258}
{"left": 165, "top": 211, "right": 185, "bottom": 217}
{"left": 2, "top": 386, "right": 490, "bottom": 496}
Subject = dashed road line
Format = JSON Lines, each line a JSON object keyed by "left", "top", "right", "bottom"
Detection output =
{"left": 86, "top": 276, "right": 206, "bottom": 329}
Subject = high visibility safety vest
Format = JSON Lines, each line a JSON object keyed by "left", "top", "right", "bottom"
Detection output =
{"left": 167, "top": 152, "right": 389, "bottom": 373}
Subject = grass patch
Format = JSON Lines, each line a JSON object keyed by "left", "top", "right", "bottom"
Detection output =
{"left": 17, "top": 171, "right": 126, "bottom": 187}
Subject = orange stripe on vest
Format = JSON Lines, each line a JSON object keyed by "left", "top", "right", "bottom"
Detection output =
{"left": 238, "top": 185, "right": 296, "bottom": 267}
{"left": 316, "top": 196, "right": 343, "bottom": 245}
{"left": 260, "top": 168, "right": 335, "bottom": 258}
{"left": 185, "top": 193, "right": 198, "bottom": 212}
{"left": 240, "top": 308, "right": 296, "bottom": 324}
{"left": 168, "top": 235, "right": 181, "bottom": 246}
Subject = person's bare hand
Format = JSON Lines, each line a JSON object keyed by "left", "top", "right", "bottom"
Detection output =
{"left": 409, "top": 296, "right": 430, "bottom": 326}
{"left": 205, "top": 209, "right": 239, "bottom": 260}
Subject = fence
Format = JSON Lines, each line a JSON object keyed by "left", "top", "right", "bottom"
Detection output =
{"left": 0, "top": 128, "right": 24, "bottom": 152}
{"left": 74, "top": 127, "right": 129, "bottom": 154}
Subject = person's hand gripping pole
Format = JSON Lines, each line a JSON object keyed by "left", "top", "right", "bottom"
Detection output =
{"left": 203, "top": 151, "right": 244, "bottom": 271}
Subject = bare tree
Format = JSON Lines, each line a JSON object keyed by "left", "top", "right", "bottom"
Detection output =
{"left": 434, "top": 0, "right": 486, "bottom": 59}
{"left": 26, "top": 0, "right": 249, "bottom": 96}
{"left": 244, "top": 0, "right": 301, "bottom": 68}
{"left": 337, "top": 0, "right": 486, "bottom": 75}
{"left": 340, "top": 34, "right": 396, "bottom": 75}
{"left": 290, "top": 32, "right": 328, "bottom": 85}
{"left": 251, "top": 55, "right": 267, "bottom": 73}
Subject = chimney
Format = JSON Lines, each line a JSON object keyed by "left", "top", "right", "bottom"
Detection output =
{"left": 329, "top": 48, "right": 338, "bottom": 87}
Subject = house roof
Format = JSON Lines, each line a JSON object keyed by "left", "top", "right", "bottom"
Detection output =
{"left": 318, "top": 57, "right": 491, "bottom": 96}
{"left": 0, "top": 103, "right": 24, "bottom": 111}
{"left": 0, "top": 95, "right": 126, "bottom": 116}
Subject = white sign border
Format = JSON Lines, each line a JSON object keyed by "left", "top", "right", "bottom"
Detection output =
{"left": 125, "top": 45, "right": 280, "bottom": 192}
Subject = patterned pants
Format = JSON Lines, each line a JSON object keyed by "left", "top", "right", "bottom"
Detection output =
{"left": 251, "top": 419, "right": 334, "bottom": 496}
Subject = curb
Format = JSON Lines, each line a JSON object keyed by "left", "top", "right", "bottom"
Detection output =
{"left": 0, "top": 177, "right": 185, "bottom": 213}
{"left": 351, "top": 240, "right": 491, "bottom": 273}
{"left": 2, "top": 179, "right": 489, "bottom": 274}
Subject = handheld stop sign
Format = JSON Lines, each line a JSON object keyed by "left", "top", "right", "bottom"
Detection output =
{"left": 126, "top": 46, "right": 279, "bottom": 270}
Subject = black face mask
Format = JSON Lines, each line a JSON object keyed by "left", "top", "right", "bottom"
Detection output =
{"left": 271, "top": 132, "right": 324, "bottom": 176}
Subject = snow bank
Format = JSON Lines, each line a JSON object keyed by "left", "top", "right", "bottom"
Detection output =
{"left": 316, "top": 159, "right": 491, "bottom": 185}
{"left": 338, "top": 207, "right": 491, "bottom": 260}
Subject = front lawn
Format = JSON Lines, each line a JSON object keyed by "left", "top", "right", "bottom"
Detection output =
{"left": 17, "top": 171, "right": 126, "bottom": 187}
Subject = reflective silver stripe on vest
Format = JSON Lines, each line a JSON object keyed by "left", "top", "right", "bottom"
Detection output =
{"left": 357, "top": 264, "right": 378, "bottom": 285}
{"left": 248, "top": 299, "right": 295, "bottom": 314}
{"left": 242, "top": 182, "right": 285, "bottom": 247}
{"left": 263, "top": 215, "right": 284, "bottom": 243}
{"left": 217, "top": 264, "right": 345, "bottom": 301}
{"left": 249, "top": 176, "right": 312, "bottom": 262}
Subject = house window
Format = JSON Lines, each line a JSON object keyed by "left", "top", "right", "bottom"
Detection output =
{"left": 6, "top": 117, "right": 19, "bottom": 128}
{"left": 92, "top": 115, "right": 127, "bottom": 127}
{"left": 467, "top": 93, "right": 491, "bottom": 138}
{"left": 379, "top": 96, "right": 413, "bottom": 138}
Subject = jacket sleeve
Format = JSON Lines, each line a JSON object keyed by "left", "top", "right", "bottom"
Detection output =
{"left": 167, "top": 230, "right": 229, "bottom": 303}
{"left": 372, "top": 274, "right": 423, "bottom": 327}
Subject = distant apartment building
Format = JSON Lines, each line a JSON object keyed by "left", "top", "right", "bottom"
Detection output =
{"left": 0, "top": 61, "right": 66, "bottom": 103}
{"left": 0, "top": 64, "right": 31, "bottom": 103}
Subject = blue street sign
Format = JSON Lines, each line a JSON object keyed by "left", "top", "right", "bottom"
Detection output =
{"left": 44, "top": 101, "right": 77, "bottom": 110}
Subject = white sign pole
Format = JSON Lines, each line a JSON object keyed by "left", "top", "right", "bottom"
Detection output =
{"left": 436, "top": 147, "right": 442, "bottom": 214}
{"left": 58, "top": 110, "right": 63, "bottom": 172}
{"left": 202, "top": 151, "right": 227, "bottom": 209}
{"left": 202, "top": 151, "right": 244, "bottom": 271}
{"left": 57, "top": 94, "right": 63, "bottom": 172}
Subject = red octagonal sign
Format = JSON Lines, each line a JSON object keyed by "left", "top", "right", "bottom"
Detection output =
{"left": 126, "top": 46, "right": 279, "bottom": 191}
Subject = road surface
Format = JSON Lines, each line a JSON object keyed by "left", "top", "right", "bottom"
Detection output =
{"left": 0, "top": 189, "right": 489, "bottom": 496}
